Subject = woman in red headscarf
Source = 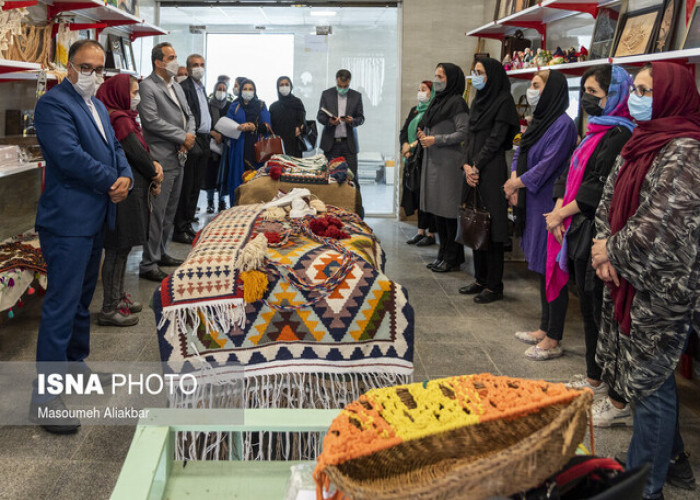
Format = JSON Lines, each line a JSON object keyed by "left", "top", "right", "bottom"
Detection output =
{"left": 592, "top": 62, "right": 700, "bottom": 499}
{"left": 95, "top": 74, "right": 164, "bottom": 327}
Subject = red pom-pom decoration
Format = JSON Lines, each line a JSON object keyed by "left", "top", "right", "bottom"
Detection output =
{"left": 264, "top": 231, "right": 281, "bottom": 244}
{"left": 269, "top": 166, "right": 282, "bottom": 180}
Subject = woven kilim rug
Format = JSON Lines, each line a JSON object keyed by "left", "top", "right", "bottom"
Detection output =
{"left": 154, "top": 205, "right": 414, "bottom": 412}
{"left": 0, "top": 234, "right": 46, "bottom": 275}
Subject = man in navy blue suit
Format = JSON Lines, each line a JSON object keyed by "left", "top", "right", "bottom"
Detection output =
{"left": 30, "top": 40, "right": 133, "bottom": 433}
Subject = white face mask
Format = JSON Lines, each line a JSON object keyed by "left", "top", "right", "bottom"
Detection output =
{"left": 526, "top": 87, "right": 541, "bottom": 108}
{"left": 278, "top": 85, "right": 291, "bottom": 96}
{"left": 165, "top": 58, "right": 179, "bottom": 77}
{"left": 215, "top": 90, "right": 227, "bottom": 101}
{"left": 417, "top": 91, "right": 429, "bottom": 103}
{"left": 241, "top": 90, "right": 254, "bottom": 102}
{"left": 174, "top": 75, "right": 187, "bottom": 84}
{"left": 71, "top": 63, "right": 99, "bottom": 98}
{"left": 191, "top": 67, "right": 205, "bottom": 81}
{"left": 130, "top": 93, "right": 141, "bottom": 111}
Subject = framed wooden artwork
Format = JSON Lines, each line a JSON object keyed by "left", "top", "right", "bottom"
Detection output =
{"left": 513, "top": 0, "right": 528, "bottom": 14}
{"left": 121, "top": 37, "right": 136, "bottom": 72}
{"left": 590, "top": 4, "right": 623, "bottom": 59}
{"left": 612, "top": 5, "right": 663, "bottom": 57}
{"left": 655, "top": 0, "right": 681, "bottom": 52}
{"left": 106, "top": 34, "right": 124, "bottom": 69}
{"left": 682, "top": 3, "right": 700, "bottom": 49}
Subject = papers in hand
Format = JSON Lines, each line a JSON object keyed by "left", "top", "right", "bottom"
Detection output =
{"left": 215, "top": 116, "right": 241, "bottom": 139}
{"left": 209, "top": 138, "right": 223, "bottom": 155}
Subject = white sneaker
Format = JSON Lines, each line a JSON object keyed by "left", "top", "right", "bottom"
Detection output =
{"left": 592, "top": 397, "right": 632, "bottom": 427}
{"left": 566, "top": 374, "right": 609, "bottom": 397}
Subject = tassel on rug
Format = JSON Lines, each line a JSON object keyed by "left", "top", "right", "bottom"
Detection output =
{"left": 240, "top": 270, "right": 269, "bottom": 304}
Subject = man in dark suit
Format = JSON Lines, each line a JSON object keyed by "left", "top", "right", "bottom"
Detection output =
{"left": 173, "top": 53, "right": 211, "bottom": 243}
{"left": 138, "top": 43, "right": 196, "bottom": 281}
{"left": 317, "top": 69, "right": 365, "bottom": 217}
{"left": 31, "top": 39, "right": 133, "bottom": 433}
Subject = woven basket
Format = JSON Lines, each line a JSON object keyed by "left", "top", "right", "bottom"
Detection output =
{"left": 324, "top": 390, "right": 592, "bottom": 500}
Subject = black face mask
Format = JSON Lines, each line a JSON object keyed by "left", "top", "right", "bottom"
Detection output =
{"left": 582, "top": 92, "right": 604, "bottom": 116}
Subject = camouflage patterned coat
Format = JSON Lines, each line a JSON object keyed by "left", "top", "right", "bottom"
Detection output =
{"left": 594, "top": 138, "right": 700, "bottom": 402}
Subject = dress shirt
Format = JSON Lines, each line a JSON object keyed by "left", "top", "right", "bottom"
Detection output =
{"left": 335, "top": 93, "right": 348, "bottom": 138}
{"left": 194, "top": 79, "right": 212, "bottom": 134}
{"left": 86, "top": 98, "right": 107, "bottom": 141}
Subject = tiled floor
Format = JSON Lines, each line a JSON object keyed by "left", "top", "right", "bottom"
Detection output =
{"left": 0, "top": 215, "right": 698, "bottom": 499}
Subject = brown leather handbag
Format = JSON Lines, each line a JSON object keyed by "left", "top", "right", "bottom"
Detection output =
{"left": 254, "top": 134, "right": 284, "bottom": 163}
{"left": 455, "top": 186, "right": 491, "bottom": 251}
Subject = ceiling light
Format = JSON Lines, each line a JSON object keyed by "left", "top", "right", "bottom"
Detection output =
{"left": 310, "top": 10, "right": 337, "bottom": 17}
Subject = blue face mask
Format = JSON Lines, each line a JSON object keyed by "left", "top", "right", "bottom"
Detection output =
{"left": 337, "top": 86, "right": 349, "bottom": 96}
{"left": 628, "top": 93, "right": 653, "bottom": 122}
{"left": 472, "top": 75, "right": 486, "bottom": 91}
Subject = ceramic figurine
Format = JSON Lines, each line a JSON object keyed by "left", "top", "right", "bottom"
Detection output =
{"left": 502, "top": 53, "right": 513, "bottom": 71}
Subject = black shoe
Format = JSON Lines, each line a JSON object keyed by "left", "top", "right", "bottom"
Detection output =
{"left": 426, "top": 259, "right": 442, "bottom": 270}
{"left": 474, "top": 289, "right": 503, "bottom": 303}
{"left": 173, "top": 231, "right": 194, "bottom": 244}
{"left": 432, "top": 261, "right": 457, "bottom": 273}
{"left": 186, "top": 226, "right": 198, "bottom": 239}
{"left": 406, "top": 233, "right": 424, "bottom": 245}
{"left": 139, "top": 268, "right": 168, "bottom": 282}
{"left": 158, "top": 254, "right": 184, "bottom": 267}
{"left": 459, "top": 282, "right": 485, "bottom": 295}
{"left": 206, "top": 203, "right": 215, "bottom": 214}
{"left": 667, "top": 452, "right": 697, "bottom": 490}
{"left": 218, "top": 201, "right": 227, "bottom": 212}
{"left": 416, "top": 235, "right": 436, "bottom": 247}
{"left": 29, "top": 397, "right": 80, "bottom": 434}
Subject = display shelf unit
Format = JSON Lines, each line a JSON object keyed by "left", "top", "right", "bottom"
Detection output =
{"left": 0, "top": 162, "right": 42, "bottom": 179}
{"left": 504, "top": 47, "right": 700, "bottom": 78}
{"left": 44, "top": 0, "right": 167, "bottom": 39}
{"left": 467, "top": 0, "right": 616, "bottom": 46}
{"left": 1, "top": 0, "right": 39, "bottom": 10}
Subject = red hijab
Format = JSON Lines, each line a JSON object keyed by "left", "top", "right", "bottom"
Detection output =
{"left": 609, "top": 62, "right": 700, "bottom": 334}
{"left": 95, "top": 73, "right": 149, "bottom": 152}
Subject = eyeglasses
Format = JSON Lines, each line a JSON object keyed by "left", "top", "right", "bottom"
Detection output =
{"left": 629, "top": 85, "right": 653, "bottom": 97}
{"left": 71, "top": 62, "right": 105, "bottom": 77}
{"left": 471, "top": 70, "right": 485, "bottom": 77}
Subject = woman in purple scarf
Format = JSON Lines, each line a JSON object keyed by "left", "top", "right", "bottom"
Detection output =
{"left": 544, "top": 65, "right": 635, "bottom": 401}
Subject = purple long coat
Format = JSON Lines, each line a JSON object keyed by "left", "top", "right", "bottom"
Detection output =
{"left": 511, "top": 113, "right": 577, "bottom": 275}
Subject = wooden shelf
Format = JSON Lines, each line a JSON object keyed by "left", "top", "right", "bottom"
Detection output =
{"left": 505, "top": 48, "right": 700, "bottom": 79}
{"left": 0, "top": 162, "right": 42, "bottom": 180}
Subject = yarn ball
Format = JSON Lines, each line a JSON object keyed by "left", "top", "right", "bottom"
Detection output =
{"left": 309, "top": 199, "right": 327, "bottom": 213}
{"left": 269, "top": 166, "right": 282, "bottom": 180}
{"left": 264, "top": 206, "right": 287, "bottom": 221}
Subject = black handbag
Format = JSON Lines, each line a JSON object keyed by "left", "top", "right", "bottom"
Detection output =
{"left": 404, "top": 143, "right": 423, "bottom": 193}
{"left": 297, "top": 120, "right": 318, "bottom": 152}
{"left": 456, "top": 186, "right": 491, "bottom": 251}
{"left": 566, "top": 214, "right": 594, "bottom": 261}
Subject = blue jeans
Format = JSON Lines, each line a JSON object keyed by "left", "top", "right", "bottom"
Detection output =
{"left": 627, "top": 372, "right": 685, "bottom": 499}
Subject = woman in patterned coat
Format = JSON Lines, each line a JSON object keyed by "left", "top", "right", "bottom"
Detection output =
{"left": 592, "top": 62, "right": 700, "bottom": 500}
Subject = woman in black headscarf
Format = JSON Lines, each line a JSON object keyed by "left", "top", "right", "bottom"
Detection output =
{"left": 505, "top": 70, "right": 577, "bottom": 360}
{"left": 418, "top": 62, "right": 469, "bottom": 273}
{"left": 206, "top": 77, "right": 232, "bottom": 212}
{"left": 270, "top": 76, "right": 307, "bottom": 158}
{"left": 461, "top": 57, "right": 520, "bottom": 303}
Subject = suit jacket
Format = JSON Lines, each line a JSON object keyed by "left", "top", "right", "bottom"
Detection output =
{"left": 317, "top": 87, "right": 365, "bottom": 154}
{"left": 138, "top": 72, "right": 196, "bottom": 170}
{"left": 34, "top": 79, "right": 133, "bottom": 236}
{"left": 179, "top": 76, "right": 211, "bottom": 132}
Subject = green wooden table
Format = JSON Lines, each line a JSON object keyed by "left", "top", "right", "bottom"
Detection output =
{"left": 111, "top": 408, "right": 339, "bottom": 500}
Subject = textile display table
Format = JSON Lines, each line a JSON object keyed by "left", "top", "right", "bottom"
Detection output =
{"left": 0, "top": 233, "right": 46, "bottom": 314}
{"left": 153, "top": 203, "right": 414, "bottom": 459}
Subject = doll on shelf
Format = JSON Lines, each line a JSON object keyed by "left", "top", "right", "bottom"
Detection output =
{"left": 549, "top": 47, "right": 565, "bottom": 66}
{"left": 512, "top": 51, "right": 523, "bottom": 70}
{"left": 565, "top": 47, "right": 578, "bottom": 63}
{"left": 502, "top": 53, "right": 513, "bottom": 71}
{"left": 534, "top": 48, "right": 548, "bottom": 67}
{"left": 522, "top": 47, "right": 533, "bottom": 68}
{"left": 576, "top": 45, "right": 589, "bottom": 61}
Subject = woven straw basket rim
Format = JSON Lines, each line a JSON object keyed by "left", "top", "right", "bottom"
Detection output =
{"left": 325, "top": 390, "right": 592, "bottom": 500}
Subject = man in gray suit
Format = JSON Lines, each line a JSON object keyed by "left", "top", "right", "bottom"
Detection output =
{"left": 317, "top": 69, "right": 365, "bottom": 218}
{"left": 138, "top": 42, "right": 196, "bottom": 282}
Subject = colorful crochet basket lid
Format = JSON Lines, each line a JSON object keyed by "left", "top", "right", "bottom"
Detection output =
{"left": 314, "top": 373, "right": 592, "bottom": 500}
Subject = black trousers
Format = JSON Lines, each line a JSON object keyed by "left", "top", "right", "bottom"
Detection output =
{"left": 101, "top": 247, "right": 131, "bottom": 312}
{"left": 434, "top": 215, "right": 464, "bottom": 267}
{"left": 325, "top": 138, "right": 363, "bottom": 218}
{"left": 175, "top": 133, "right": 210, "bottom": 234}
{"left": 538, "top": 273, "right": 569, "bottom": 342}
{"left": 418, "top": 210, "right": 436, "bottom": 233}
{"left": 473, "top": 242, "right": 504, "bottom": 293}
